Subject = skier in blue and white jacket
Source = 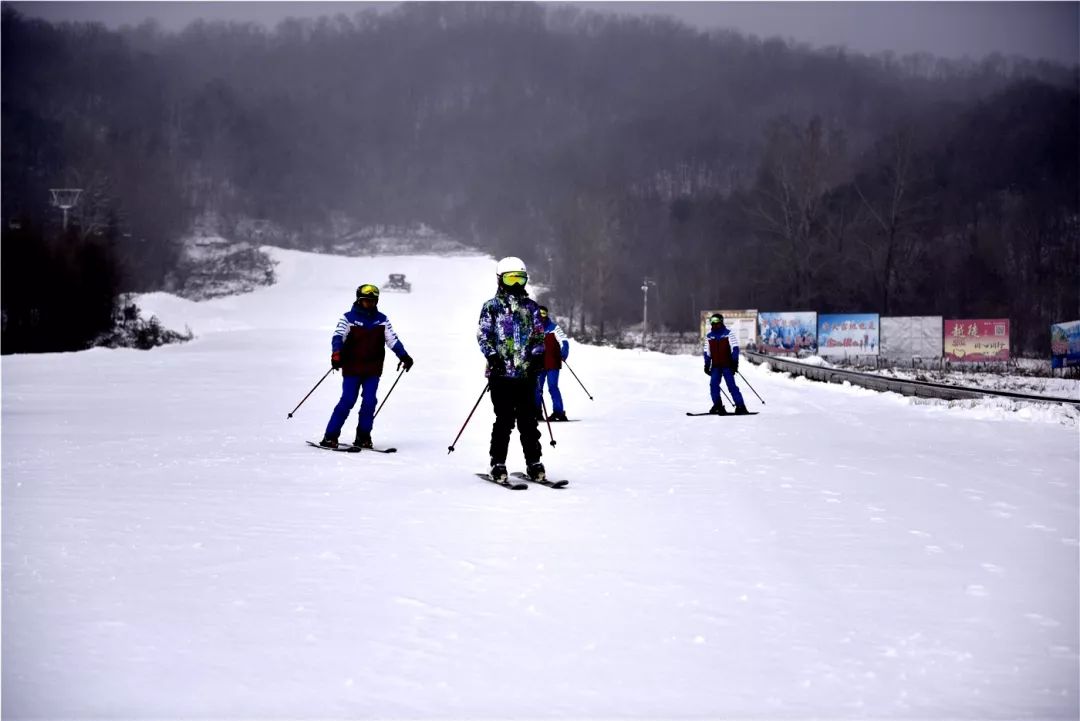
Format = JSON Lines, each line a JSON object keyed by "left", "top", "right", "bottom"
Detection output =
{"left": 703, "top": 313, "right": 749, "bottom": 415}
{"left": 320, "top": 283, "right": 413, "bottom": 449}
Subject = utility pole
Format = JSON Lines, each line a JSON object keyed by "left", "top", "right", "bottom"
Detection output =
{"left": 641, "top": 277, "right": 656, "bottom": 350}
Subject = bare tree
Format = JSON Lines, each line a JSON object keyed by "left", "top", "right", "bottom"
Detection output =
{"left": 748, "top": 116, "right": 847, "bottom": 307}
{"left": 852, "top": 126, "right": 935, "bottom": 314}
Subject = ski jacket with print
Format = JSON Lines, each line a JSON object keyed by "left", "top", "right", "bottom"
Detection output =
{"left": 542, "top": 317, "right": 570, "bottom": 370}
{"left": 477, "top": 289, "right": 545, "bottom": 379}
{"left": 331, "top": 304, "right": 408, "bottom": 377}
{"left": 703, "top": 325, "right": 740, "bottom": 368}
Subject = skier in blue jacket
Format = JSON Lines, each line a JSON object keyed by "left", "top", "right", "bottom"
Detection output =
{"left": 320, "top": 284, "right": 413, "bottom": 449}
{"left": 535, "top": 305, "right": 571, "bottom": 421}
{"left": 703, "top": 314, "right": 749, "bottom": 415}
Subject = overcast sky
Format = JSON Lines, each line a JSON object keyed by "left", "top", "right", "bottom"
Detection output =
{"left": 8, "top": 1, "right": 1079, "bottom": 65}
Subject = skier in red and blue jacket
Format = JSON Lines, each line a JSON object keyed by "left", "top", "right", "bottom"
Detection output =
{"left": 535, "top": 305, "right": 570, "bottom": 421}
{"left": 703, "top": 313, "right": 749, "bottom": 415}
{"left": 320, "top": 283, "right": 413, "bottom": 449}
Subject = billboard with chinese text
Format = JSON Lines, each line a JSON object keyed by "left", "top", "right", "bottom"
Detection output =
{"left": 818, "top": 314, "right": 880, "bottom": 358}
{"left": 944, "top": 319, "right": 1010, "bottom": 362}
{"left": 880, "top": 316, "right": 943, "bottom": 361}
{"left": 700, "top": 309, "right": 757, "bottom": 348}
{"left": 1050, "top": 320, "right": 1080, "bottom": 369}
{"left": 758, "top": 312, "right": 817, "bottom": 355}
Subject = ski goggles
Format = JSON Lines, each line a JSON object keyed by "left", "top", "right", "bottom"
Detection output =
{"left": 539, "top": 309, "right": 548, "bottom": 317}
{"left": 357, "top": 284, "right": 380, "bottom": 299}
{"left": 708, "top": 315, "right": 722, "bottom": 325}
{"left": 500, "top": 271, "right": 528, "bottom": 287}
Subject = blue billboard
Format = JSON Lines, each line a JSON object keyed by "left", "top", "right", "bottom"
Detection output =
{"left": 1051, "top": 320, "right": 1080, "bottom": 369}
{"left": 818, "top": 314, "right": 880, "bottom": 358}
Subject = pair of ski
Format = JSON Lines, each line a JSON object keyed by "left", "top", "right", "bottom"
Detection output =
{"left": 306, "top": 441, "right": 398, "bottom": 454}
{"left": 475, "top": 471, "right": 569, "bottom": 490}
{"left": 686, "top": 410, "right": 759, "bottom": 417}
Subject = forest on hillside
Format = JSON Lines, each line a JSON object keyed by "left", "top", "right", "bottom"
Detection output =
{"left": 2, "top": 2, "right": 1077, "bottom": 354}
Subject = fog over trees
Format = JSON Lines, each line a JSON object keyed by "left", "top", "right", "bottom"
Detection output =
{"left": 2, "top": 2, "right": 1077, "bottom": 354}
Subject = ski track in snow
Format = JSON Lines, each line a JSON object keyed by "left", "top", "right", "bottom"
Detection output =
{"left": 2, "top": 248, "right": 1078, "bottom": 719}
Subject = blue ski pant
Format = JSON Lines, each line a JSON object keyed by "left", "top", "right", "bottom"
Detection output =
{"left": 534, "top": 369, "right": 564, "bottom": 414}
{"left": 710, "top": 367, "right": 745, "bottom": 407}
{"left": 325, "top": 374, "right": 381, "bottom": 438}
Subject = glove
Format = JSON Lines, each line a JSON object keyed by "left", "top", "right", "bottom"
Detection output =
{"left": 399, "top": 354, "right": 414, "bottom": 372}
{"left": 486, "top": 354, "right": 503, "bottom": 377}
{"left": 331, "top": 351, "right": 342, "bottom": 370}
{"left": 732, "top": 360, "right": 739, "bottom": 373}
{"left": 703, "top": 361, "right": 711, "bottom": 375}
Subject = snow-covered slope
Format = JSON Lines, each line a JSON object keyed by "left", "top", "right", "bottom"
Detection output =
{"left": 3, "top": 248, "right": 1077, "bottom": 719}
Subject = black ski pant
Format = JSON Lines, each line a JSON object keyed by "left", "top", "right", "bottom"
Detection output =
{"left": 488, "top": 376, "right": 542, "bottom": 466}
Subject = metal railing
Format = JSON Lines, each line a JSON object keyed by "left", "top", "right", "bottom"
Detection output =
{"left": 744, "top": 351, "right": 1080, "bottom": 408}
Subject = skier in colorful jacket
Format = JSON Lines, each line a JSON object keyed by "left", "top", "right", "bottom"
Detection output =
{"left": 320, "top": 283, "right": 413, "bottom": 449}
{"left": 535, "top": 305, "right": 570, "bottom": 421}
{"left": 703, "top": 313, "right": 749, "bottom": 415}
{"left": 477, "top": 256, "right": 547, "bottom": 482}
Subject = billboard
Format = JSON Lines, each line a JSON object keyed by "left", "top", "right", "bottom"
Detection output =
{"left": 880, "top": 316, "right": 943, "bottom": 361}
{"left": 944, "top": 319, "right": 1010, "bottom": 362}
{"left": 1050, "top": 320, "right": 1080, "bottom": 369}
{"left": 817, "top": 314, "right": 880, "bottom": 358}
{"left": 758, "top": 312, "right": 818, "bottom": 355}
{"left": 700, "top": 309, "right": 757, "bottom": 348}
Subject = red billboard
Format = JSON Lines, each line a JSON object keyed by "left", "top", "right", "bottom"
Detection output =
{"left": 943, "top": 319, "right": 1010, "bottom": 362}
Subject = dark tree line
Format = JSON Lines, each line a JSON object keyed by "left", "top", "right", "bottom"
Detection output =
{"left": 2, "top": 2, "right": 1076, "bottom": 354}
{"left": 1, "top": 218, "right": 122, "bottom": 352}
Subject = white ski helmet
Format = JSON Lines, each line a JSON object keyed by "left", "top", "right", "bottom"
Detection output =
{"left": 495, "top": 256, "right": 527, "bottom": 277}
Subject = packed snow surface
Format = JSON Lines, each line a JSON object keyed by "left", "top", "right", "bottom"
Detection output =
{"left": 3, "top": 248, "right": 1078, "bottom": 719}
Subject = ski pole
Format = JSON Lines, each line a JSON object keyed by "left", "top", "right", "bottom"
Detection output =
{"left": 448, "top": 382, "right": 490, "bottom": 453}
{"left": 737, "top": 370, "right": 765, "bottom": 404}
{"left": 562, "top": 360, "right": 594, "bottom": 400}
{"left": 540, "top": 396, "right": 557, "bottom": 447}
{"left": 372, "top": 366, "right": 406, "bottom": 421}
{"left": 286, "top": 367, "right": 335, "bottom": 419}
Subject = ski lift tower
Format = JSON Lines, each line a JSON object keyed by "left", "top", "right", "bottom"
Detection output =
{"left": 49, "top": 188, "right": 82, "bottom": 230}
{"left": 641, "top": 277, "right": 656, "bottom": 350}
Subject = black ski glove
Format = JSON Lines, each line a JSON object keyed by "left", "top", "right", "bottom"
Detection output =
{"left": 703, "top": 360, "right": 711, "bottom": 375}
{"left": 732, "top": 360, "right": 739, "bottom": 373}
{"left": 486, "top": 354, "right": 503, "bottom": 377}
{"left": 331, "top": 351, "right": 342, "bottom": 370}
{"left": 399, "top": 354, "right": 414, "bottom": 372}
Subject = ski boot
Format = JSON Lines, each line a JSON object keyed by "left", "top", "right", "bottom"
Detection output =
{"left": 734, "top": 404, "right": 750, "bottom": 416}
{"left": 319, "top": 434, "right": 339, "bottom": 449}
{"left": 709, "top": 403, "right": 727, "bottom": 416}
{"left": 548, "top": 411, "right": 568, "bottom": 422}
{"left": 526, "top": 462, "right": 546, "bottom": 482}
{"left": 354, "top": 430, "right": 373, "bottom": 449}
{"left": 489, "top": 461, "right": 508, "bottom": 481}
